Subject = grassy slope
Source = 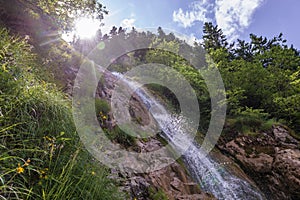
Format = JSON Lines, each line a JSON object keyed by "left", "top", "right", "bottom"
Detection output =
{"left": 0, "top": 28, "right": 125, "bottom": 199}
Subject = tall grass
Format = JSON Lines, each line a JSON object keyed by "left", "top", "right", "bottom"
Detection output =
{"left": 224, "top": 107, "right": 277, "bottom": 135}
{"left": 0, "top": 27, "right": 124, "bottom": 199}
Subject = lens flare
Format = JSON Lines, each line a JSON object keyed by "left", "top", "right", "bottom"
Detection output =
{"left": 75, "top": 17, "right": 100, "bottom": 39}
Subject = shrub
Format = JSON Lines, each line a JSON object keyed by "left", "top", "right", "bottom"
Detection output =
{"left": 229, "top": 107, "right": 270, "bottom": 134}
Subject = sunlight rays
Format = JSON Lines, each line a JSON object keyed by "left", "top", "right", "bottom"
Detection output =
{"left": 75, "top": 17, "right": 101, "bottom": 39}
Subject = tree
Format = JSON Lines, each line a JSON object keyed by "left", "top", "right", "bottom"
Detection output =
{"left": 203, "top": 23, "right": 300, "bottom": 132}
{"left": 202, "top": 22, "right": 229, "bottom": 52}
{"left": 0, "top": 0, "right": 108, "bottom": 38}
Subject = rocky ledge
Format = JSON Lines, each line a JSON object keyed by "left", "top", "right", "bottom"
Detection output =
{"left": 111, "top": 138, "right": 216, "bottom": 200}
{"left": 218, "top": 125, "right": 300, "bottom": 200}
{"left": 96, "top": 69, "right": 215, "bottom": 199}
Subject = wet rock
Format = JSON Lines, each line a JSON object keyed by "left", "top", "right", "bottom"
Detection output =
{"left": 129, "top": 176, "right": 150, "bottom": 199}
{"left": 145, "top": 161, "right": 215, "bottom": 200}
{"left": 273, "top": 126, "right": 298, "bottom": 144}
{"left": 273, "top": 148, "right": 300, "bottom": 199}
{"left": 97, "top": 69, "right": 216, "bottom": 199}
{"left": 218, "top": 125, "right": 300, "bottom": 200}
{"left": 240, "top": 153, "right": 273, "bottom": 173}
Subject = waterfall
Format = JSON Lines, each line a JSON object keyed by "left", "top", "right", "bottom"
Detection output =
{"left": 112, "top": 72, "right": 265, "bottom": 200}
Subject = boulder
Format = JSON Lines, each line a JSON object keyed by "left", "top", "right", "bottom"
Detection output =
{"left": 218, "top": 125, "right": 300, "bottom": 200}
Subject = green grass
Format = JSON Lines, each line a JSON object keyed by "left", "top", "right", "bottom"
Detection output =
{"left": 0, "top": 27, "right": 124, "bottom": 199}
{"left": 149, "top": 187, "right": 168, "bottom": 200}
{"left": 223, "top": 107, "right": 271, "bottom": 136}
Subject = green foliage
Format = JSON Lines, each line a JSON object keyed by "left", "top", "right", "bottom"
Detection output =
{"left": 202, "top": 22, "right": 229, "bottom": 52}
{"left": 0, "top": 27, "right": 123, "bottom": 200}
{"left": 106, "top": 126, "right": 136, "bottom": 148}
{"left": 227, "top": 107, "right": 273, "bottom": 135}
{"left": 203, "top": 25, "right": 300, "bottom": 133}
{"left": 148, "top": 187, "right": 168, "bottom": 200}
{"left": 0, "top": 0, "right": 108, "bottom": 32}
{"left": 79, "top": 24, "right": 300, "bottom": 134}
{"left": 95, "top": 98, "right": 110, "bottom": 115}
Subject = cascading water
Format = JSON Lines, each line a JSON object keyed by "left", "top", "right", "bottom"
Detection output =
{"left": 112, "top": 72, "right": 265, "bottom": 200}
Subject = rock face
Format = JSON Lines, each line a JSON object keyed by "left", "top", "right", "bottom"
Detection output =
{"left": 95, "top": 69, "right": 216, "bottom": 199}
{"left": 61, "top": 64, "right": 215, "bottom": 199}
{"left": 218, "top": 125, "right": 300, "bottom": 200}
{"left": 117, "top": 140, "right": 216, "bottom": 200}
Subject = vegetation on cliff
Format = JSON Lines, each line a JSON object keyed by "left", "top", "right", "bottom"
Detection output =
{"left": 0, "top": 0, "right": 299, "bottom": 199}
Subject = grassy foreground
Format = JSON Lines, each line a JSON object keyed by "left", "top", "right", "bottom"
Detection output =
{"left": 0, "top": 28, "right": 124, "bottom": 199}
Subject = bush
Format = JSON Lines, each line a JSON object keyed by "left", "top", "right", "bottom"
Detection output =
{"left": 229, "top": 107, "right": 271, "bottom": 134}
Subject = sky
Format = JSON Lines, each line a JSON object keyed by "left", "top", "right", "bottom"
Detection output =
{"left": 96, "top": 0, "right": 300, "bottom": 49}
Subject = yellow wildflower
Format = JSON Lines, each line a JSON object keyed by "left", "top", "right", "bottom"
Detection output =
{"left": 91, "top": 171, "right": 96, "bottom": 176}
{"left": 39, "top": 168, "right": 48, "bottom": 179}
{"left": 16, "top": 163, "right": 24, "bottom": 174}
{"left": 24, "top": 160, "right": 30, "bottom": 167}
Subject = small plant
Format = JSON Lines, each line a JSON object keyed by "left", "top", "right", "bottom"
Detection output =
{"left": 95, "top": 98, "right": 110, "bottom": 115}
{"left": 228, "top": 107, "right": 271, "bottom": 135}
{"left": 107, "top": 126, "right": 136, "bottom": 147}
{"left": 149, "top": 187, "right": 168, "bottom": 200}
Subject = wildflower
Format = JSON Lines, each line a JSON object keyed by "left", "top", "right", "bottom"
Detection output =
{"left": 102, "top": 115, "right": 107, "bottom": 120}
{"left": 91, "top": 171, "right": 96, "bottom": 176}
{"left": 16, "top": 163, "right": 24, "bottom": 174}
{"left": 39, "top": 168, "right": 48, "bottom": 179}
{"left": 24, "top": 158, "right": 30, "bottom": 167}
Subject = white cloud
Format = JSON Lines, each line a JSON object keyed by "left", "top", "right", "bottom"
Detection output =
{"left": 173, "top": 0, "right": 264, "bottom": 41}
{"left": 173, "top": 1, "right": 212, "bottom": 28}
{"left": 176, "top": 33, "right": 201, "bottom": 46}
{"left": 121, "top": 18, "right": 136, "bottom": 28}
{"left": 215, "top": 0, "right": 264, "bottom": 41}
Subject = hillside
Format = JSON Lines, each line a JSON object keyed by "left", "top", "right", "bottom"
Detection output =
{"left": 1, "top": 1, "right": 299, "bottom": 199}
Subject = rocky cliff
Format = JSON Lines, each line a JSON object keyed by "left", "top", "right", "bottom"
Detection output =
{"left": 218, "top": 125, "right": 300, "bottom": 200}
{"left": 65, "top": 65, "right": 299, "bottom": 199}
{"left": 95, "top": 69, "right": 216, "bottom": 199}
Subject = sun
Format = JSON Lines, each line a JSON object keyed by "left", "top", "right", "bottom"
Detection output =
{"left": 75, "top": 17, "right": 101, "bottom": 39}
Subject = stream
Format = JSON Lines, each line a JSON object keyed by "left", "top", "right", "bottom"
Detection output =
{"left": 112, "top": 72, "right": 265, "bottom": 200}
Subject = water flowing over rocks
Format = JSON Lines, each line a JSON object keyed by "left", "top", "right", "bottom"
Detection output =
{"left": 97, "top": 69, "right": 216, "bottom": 199}
{"left": 65, "top": 64, "right": 298, "bottom": 199}
{"left": 98, "top": 70, "right": 266, "bottom": 199}
{"left": 115, "top": 140, "right": 216, "bottom": 200}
